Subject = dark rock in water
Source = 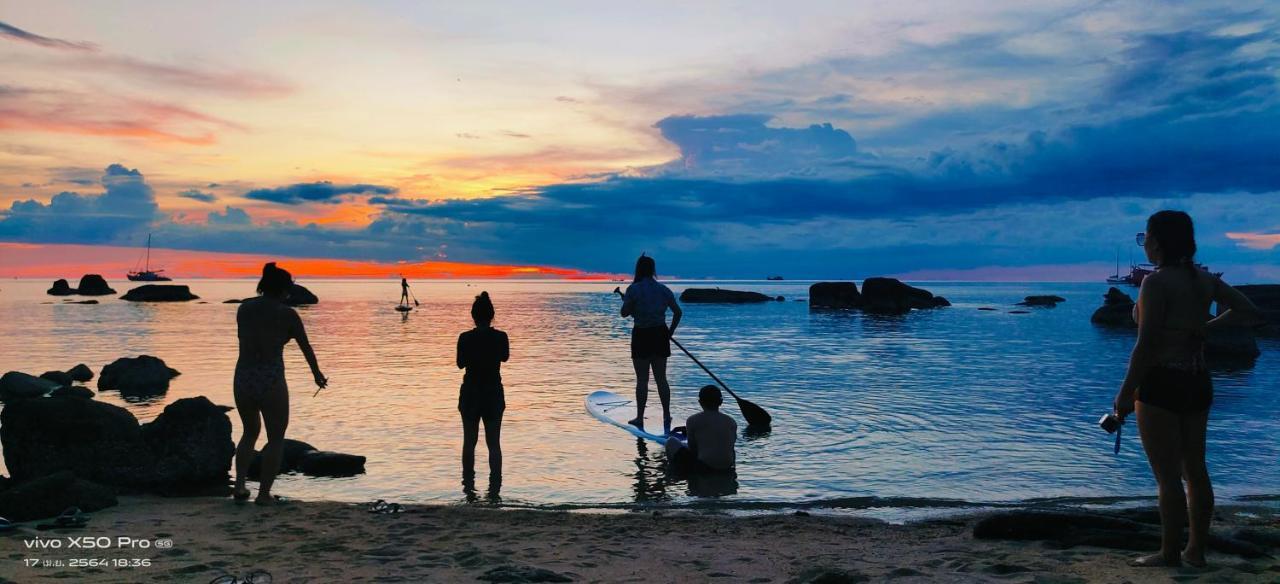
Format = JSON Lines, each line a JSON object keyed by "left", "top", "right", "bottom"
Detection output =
{"left": 76, "top": 274, "right": 116, "bottom": 296}
{"left": 1091, "top": 287, "right": 1136, "bottom": 328}
{"left": 0, "top": 471, "right": 117, "bottom": 522}
{"left": 808, "top": 282, "right": 860, "bottom": 309}
{"left": 98, "top": 355, "right": 180, "bottom": 394}
{"left": 0, "top": 371, "right": 60, "bottom": 401}
{"left": 67, "top": 299, "right": 99, "bottom": 304}
{"left": 978, "top": 307, "right": 998, "bottom": 311}
{"left": 1017, "top": 295, "right": 1065, "bottom": 307}
{"left": 1204, "top": 327, "right": 1260, "bottom": 362}
{"left": 39, "top": 370, "right": 74, "bottom": 387}
{"left": 787, "top": 567, "right": 870, "bottom": 584}
{"left": 298, "top": 450, "right": 366, "bottom": 477}
{"left": 1233, "top": 284, "right": 1280, "bottom": 335}
{"left": 1009, "top": 310, "right": 1030, "bottom": 314}
{"left": 51, "top": 385, "right": 95, "bottom": 399}
{"left": 47, "top": 279, "right": 75, "bottom": 295}
{"left": 141, "top": 397, "right": 234, "bottom": 490}
{"left": 223, "top": 298, "right": 244, "bottom": 304}
{"left": 479, "top": 564, "right": 574, "bottom": 583}
{"left": 860, "top": 277, "right": 940, "bottom": 314}
{"left": 67, "top": 363, "right": 94, "bottom": 382}
{"left": 0, "top": 396, "right": 155, "bottom": 487}
{"left": 286, "top": 283, "right": 319, "bottom": 305}
{"left": 931, "top": 296, "right": 951, "bottom": 307}
{"left": 248, "top": 438, "right": 319, "bottom": 478}
{"left": 679, "top": 288, "right": 775, "bottom": 303}
{"left": 121, "top": 284, "right": 199, "bottom": 302}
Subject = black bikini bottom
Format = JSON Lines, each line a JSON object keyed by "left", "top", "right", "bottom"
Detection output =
{"left": 1137, "top": 366, "right": 1213, "bottom": 414}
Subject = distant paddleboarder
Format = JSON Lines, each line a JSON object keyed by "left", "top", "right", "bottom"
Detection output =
{"left": 400, "top": 277, "right": 410, "bottom": 306}
{"left": 620, "top": 254, "right": 682, "bottom": 433}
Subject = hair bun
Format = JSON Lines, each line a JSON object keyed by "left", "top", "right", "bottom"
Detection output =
{"left": 479, "top": 291, "right": 490, "bottom": 299}
{"left": 263, "top": 262, "right": 277, "bottom": 276}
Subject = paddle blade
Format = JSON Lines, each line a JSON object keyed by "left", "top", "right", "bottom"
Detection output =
{"left": 736, "top": 396, "right": 771, "bottom": 428}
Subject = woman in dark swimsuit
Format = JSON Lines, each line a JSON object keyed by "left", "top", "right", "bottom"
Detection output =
{"left": 457, "top": 291, "right": 509, "bottom": 495}
{"left": 1113, "top": 211, "right": 1260, "bottom": 567}
{"left": 233, "top": 263, "right": 327, "bottom": 505}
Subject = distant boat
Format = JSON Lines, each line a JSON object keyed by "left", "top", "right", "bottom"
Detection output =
{"left": 1106, "top": 249, "right": 1128, "bottom": 284}
{"left": 127, "top": 234, "right": 172, "bottom": 282}
{"left": 1111, "top": 262, "right": 1221, "bottom": 286}
{"left": 766, "top": 275, "right": 784, "bottom": 281}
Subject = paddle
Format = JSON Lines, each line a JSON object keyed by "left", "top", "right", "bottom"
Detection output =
{"left": 409, "top": 288, "right": 420, "bottom": 307}
{"left": 614, "top": 287, "right": 772, "bottom": 428}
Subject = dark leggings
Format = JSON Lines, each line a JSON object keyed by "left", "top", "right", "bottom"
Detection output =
{"left": 462, "top": 409, "right": 503, "bottom": 483}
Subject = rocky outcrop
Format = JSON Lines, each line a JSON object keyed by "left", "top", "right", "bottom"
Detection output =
{"left": 39, "top": 370, "right": 74, "bottom": 387}
{"left": 67, "top": 363, "right": 94, "bottom": 382}
{"left": 47, "top": 279, "right": 75, "bottom": 295}
{"left": 679, "top": 288, "right": 779, "bottom": 303}
{"left": 51, "top": 386, "right": 95, "bottom": 399}
{"left": 298, "top": 451, "right": 366, "bottom": 477}
{"left": 1205, "top": 327, "right": 1261, "bottom": 363}
{"left": 1090, "top": 287, "right": 1136, "bottom": 328}
{"left": 98, "top": 355, "right": 180, "bottom": 394}
{"left": 141, "top": 397, "right": 234, "bottom": 492}
{"left": 0, "top": 396, "right": 155, "bottom": 487}
{"left": 0, "top": 471, "right": 118, "bottom": 522}
{"left": 223, "top": 298, "right": 244, "bottom": 304}
{"left": 808, "top": 282, "right": 860, "bottom": 309}
{"left": 1234, "top": 284, "right": 1280, "bottom": 335}
{"left": 0, "top": 371, "right": 61, "bottom": 402}
{"left": 121, "top": 284, "right": 199, "bottom": 302}
{"left": 76, "top": 274, "right": 116, "bottom": 295}
{"left": 286, "top": 283, "right": 319, "bottom": 305}
{"left": 860, "top": 277, "right": 943, "bottom": 314}
{"left": 1017, "top": 295, "right": 1065, "bottom": 307}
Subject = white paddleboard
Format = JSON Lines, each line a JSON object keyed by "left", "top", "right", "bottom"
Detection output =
{"left": 586, "top": 390, "right": 683, "bottom": 445}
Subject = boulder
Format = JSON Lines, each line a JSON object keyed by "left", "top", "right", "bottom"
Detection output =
{"left": 51, "top": 386, "right": 95, "bottom": 399}
{"left": 679, "top": 288, "right": 776, "bottom": 303}
{"left": 808, "top": 282, "right": 860, "bottom": 309}
{"left": 223, "top": 299, "right": 244, "bottom": 304}
{"left": 121, "top": 284, "right": 199, "bottom": 302}
{"left": 298, "top": 450, "right": 366, "bottom": 477}
{"left": 859, "top": 277, "right": 939, "bottom": 314}
{"left": 67, "top": 363, "right": 94, "bottom": 382}
{"left": 1091, "top": 287, "right": 1136, "bottom": 328}
{"left": 931, "top": 296, "right": 951, "bottom": 307}
{"left": 286, "top": 284, "right": 319, "bottom": 305}
{"left": 248, "top": 438, "right": 319, "bottom": 478}
{"left": 1204, "top": 327, "right": 1261, "bottom": 362}
{"left": 1233, "top": 284, "right": 1280, "bottom": 335}
{"left": 1017, "top": 295, "right": 1065, "bottom": 307}
{"left": 0, "top": 371, "right": 60, "bottom": 401}
{"left": 98, "top": 355, "right": 180, "bottom": 394}
{"left": 47, "top": 279, "right": 75, "bottom": 295}
{"left": 0, "top": 471, "right": 118, "bottom": 522}
{"left": 76, "top": 274, "right": 116, "bottom": 296}
{"left": 0, "top": 396, "right": 155, "bottom": 487}
{"left": 141, "top": 397, "right": 234, "bottom": 491}
{"left": 40, "top": 370, "right": 74, "bottom": 387}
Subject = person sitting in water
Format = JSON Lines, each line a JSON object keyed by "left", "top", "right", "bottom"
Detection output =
{"left": 457, "top": 291, "right": 509, "bottom": 495}
{"left": 666, "top": 385, "right": 737, "bottom": 473}
{"left": 621, "top": 253, "right": 682, "bottom": 431}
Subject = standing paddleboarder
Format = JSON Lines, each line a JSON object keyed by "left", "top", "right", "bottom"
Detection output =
{"left": 620, "top": 254, "right": 682, "bottom": 433}
{"left": 400, "top": 277, "right": 411, "bottom": 308}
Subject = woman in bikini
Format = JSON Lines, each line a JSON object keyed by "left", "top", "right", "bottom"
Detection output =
{"left": 1113, "top": 211, "right": 1260, "bottom": 567}
{"left": 233, "top": 262, "right": 327, "bottom": 505}
{"left": 620, "top": 254, "right": 682, "bottom": 433}
{"left": 457, "top": 291, "right": 509, "bottom": 496}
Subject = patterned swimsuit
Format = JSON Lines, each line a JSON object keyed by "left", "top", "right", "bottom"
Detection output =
{"left": 234, "top": 358, "right": 287, "bottom": 400}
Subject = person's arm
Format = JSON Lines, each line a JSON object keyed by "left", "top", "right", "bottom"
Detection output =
{"left": 499, "top": 331, "right": 510, "bottom": 363}
{"left": 456, "top": 334, "right": 467, "bottom": 369}
{"left": 667, "top": 291, "right": 682, "bottom": 337}
{"left": 291, "top": 309, "right": 326, "bottom": 388}
{"left": 1114, "top": 281, "right": 1164, "bottom": 415}
{"left": 620, "top": 287, "right": 635, "bottom": 317}
{"left": 1206, "top": 276, "right": 1263, "bottom": 330}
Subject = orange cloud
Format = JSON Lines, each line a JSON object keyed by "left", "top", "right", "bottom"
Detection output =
{"left": 0, "top": 242, "right": 606, "bottom": 279}
{"left": 1226, "top": 231, "right": 1280, "bottom": 250}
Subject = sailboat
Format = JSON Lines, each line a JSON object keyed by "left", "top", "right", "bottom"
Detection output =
{"left": 127, "top": 234, "right": 172, "bottom": 281}
{"left": 1106, "top": 248, "right": 1127, "bottom": 284}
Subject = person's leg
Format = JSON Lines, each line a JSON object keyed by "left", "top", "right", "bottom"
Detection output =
{"left": 1180, "top": 410, "right": 1213, "bottom": 567}
{"left": 481, "top": 408, "right": 503, "bottom": 487}
{"left": 232, "top": 389, "right": 260, "bottom": 499}
{"left": 255, "top": 387, "right": 290, "bottom": 504}
{"left": 1133, "top": 401, "right": 1186, "bottom": 566}
{"left": 651, "top": 356, "right": 671, "bottom": 430}
{"left": 461, "top": 412, "right": 480, "bottom": 487}
{"left": 629, "top": 357, "right": 650, "bottom": 426}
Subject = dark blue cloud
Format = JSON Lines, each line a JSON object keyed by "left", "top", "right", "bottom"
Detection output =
{"left": 244, "top": 181, "right": 397, "bottom": 205}
{"left": 0, "top": 20, "right": 95, "bottom": 51}
{"left": 0, "top": 164, "right": 158, "bottom": 243}
{"left": 206, "top": 206, "right": 250, "bottom": 226}
{"left": 651, "top": 114, "right": 859, "bottom": 178}
{"left": 178, "top": 189, "right": 217, "bottom": 203}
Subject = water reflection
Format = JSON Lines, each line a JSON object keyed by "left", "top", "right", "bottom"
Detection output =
{"left": 632, "top": 439, "right": 680, "bottom": 503}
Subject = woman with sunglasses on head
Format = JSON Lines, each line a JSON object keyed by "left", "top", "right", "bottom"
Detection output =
{"left": 233, "top": 262, "right": 327, "bottom": 505}
{"left": 1113, "top": 211, "right": 1260, "bottom": 568}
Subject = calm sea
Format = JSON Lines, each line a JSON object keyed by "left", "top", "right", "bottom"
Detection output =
{"left": 2, "top": 279, "right": 1277, "bottom": 511}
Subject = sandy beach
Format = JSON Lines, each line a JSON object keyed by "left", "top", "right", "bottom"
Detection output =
{"left": 2, "top": 496, "right": 1275, "bottom": 583}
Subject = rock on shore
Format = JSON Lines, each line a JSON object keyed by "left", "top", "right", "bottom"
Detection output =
{"left": 47, "top": 279, "right": 75, "bottom": 295}
{"left": 98, "top": 355, "right": 180, "bottom": 394}
{"left": 76, "top": 274, "right": 116, "bottom": 295}
{"left": 0, "top": 371, "right": 62, "bottom": 401}
{"left": 0, "top": 471, "right": 118, "bottom": 522}
{"left": 679, "top": 288, "right": 779, "bottom": 303}
{"left": 142, "top": 397, "right": 235, "bottom": 492}
{"left": 286, "top": 283, "right": 319, "bottom": 305}
{"left": 121, "top": 284, "right": 199, "bottom": 302}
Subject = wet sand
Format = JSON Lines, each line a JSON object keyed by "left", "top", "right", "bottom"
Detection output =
{"left": 6, "top": 496, "right": 1278, "bottom": 583}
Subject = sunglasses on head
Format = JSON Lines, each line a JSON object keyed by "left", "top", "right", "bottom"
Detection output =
{"left": 1135, "top": 232, "right": 1146, "bottom": 247}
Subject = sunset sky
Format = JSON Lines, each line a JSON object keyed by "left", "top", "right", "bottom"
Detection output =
{"left": 1, "top": 1, "right": 1278, "bottom": 280}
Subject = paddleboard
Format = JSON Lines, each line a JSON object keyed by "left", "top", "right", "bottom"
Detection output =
{"left": 586, "top": 390, "right": 684, "bottom": 445}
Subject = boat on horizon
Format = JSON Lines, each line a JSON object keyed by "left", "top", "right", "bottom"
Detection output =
{"left": 1109, "top": 262, "right": 1222, "bottom": 287}
{"left": 766, "top": 275, "right": 784, "bottom": 281}
{"left": 127, "top": 234, "right": 172, "bottom": 282}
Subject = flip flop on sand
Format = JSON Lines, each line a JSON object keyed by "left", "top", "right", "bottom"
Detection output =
{"left": 208, "top": 569, "right": 273, "bottom": 584}
{"left": 0, "top": 517, "right": 15, "bottom": 531}
{"left": 368, "top": 499, "right": 405, "bottom": 514}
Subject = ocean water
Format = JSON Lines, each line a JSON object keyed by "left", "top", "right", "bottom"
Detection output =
{"left": 1, "top": 279, "right": 1277, "bottom": 510}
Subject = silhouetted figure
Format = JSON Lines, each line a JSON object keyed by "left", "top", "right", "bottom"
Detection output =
{"left": 1113, "top": 211, "right": 1260, "bottom": 568}
{"left": 457, "top": 291, "right": 508, "bottom": 496}
{"left": 665, "top": 385, "right": 737, "bottom": 474}
{"left": 400, "top": 277, "right": 410, "bottom": 307}
{"left": 233, "top": 262, "right": 327, "bottom": 505}
{"left": 620, "top": 254, "right": 682, "bottom": 432}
